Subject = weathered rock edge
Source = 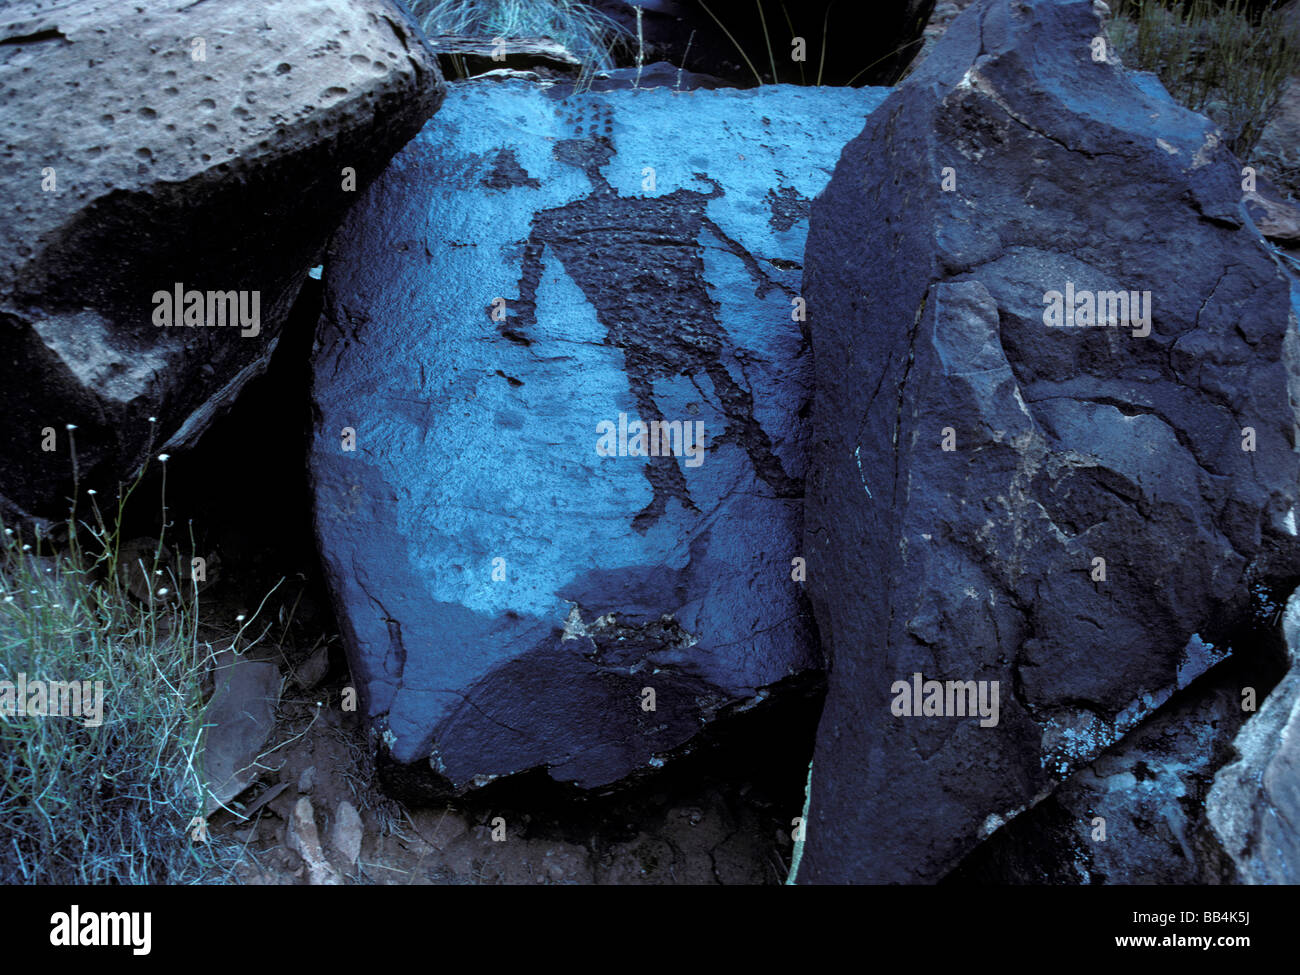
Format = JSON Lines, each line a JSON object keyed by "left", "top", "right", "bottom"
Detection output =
{"left": 797, "top": 0, "right": 1300, "bottom": 883}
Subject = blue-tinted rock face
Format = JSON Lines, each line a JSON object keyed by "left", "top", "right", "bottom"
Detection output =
{"left": 311, "top": 80, "right": 890, "bottom": 790}
{"left": 796, "top": 0, "right": 1300, "bottom": 883}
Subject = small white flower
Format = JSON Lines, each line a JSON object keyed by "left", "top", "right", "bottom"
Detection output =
{"left": 65, "top": 423, "right": 77, "bottom": 431}
{"left": 21, "top": 544, "right": 30, "bottom": 551}
{"left": 157, "top": 453, "right": 170, "bottom": 462}
{"left": 235, "top": 614, "right": 246, "bottom": 622}
{"left": 87, "top": 489, "right": 97, "bottom": 495}
{"left": 3, "top": 596, "right": 13, "bottom": 603}
{"left": 157, "top": 587, "right": 169, "bottom": 596}
{"left": 148, "top": 416, "right": 157, "bottom": 423}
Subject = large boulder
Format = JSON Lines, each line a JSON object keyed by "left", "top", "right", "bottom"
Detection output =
{"left": 311, "top": 78, "right": 889, "bottom": 791}
{"left": 0, "top": 0, "right": 444, "bottom": 522}
{"left": 796, "top": 0, "right": 1300, "bottom": 883}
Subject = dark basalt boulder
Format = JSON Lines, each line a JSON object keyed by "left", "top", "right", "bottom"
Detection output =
{"left": 796, "top": 0, "right": 1300, "bottom": 883}
{"left": 0, "top": 0, "right": 444, "bottom": 523}
{"left": 310, "top": 78, "right": 889, "bottom": 791}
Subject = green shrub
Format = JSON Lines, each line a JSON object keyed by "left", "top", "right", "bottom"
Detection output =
{"left": 1109, "top": 0, "right": 1300, "bottom": 159}
{"left": 0, "top": 458, "right": 245, "bottom": 884}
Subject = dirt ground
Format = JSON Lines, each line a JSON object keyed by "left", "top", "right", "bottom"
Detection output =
{"left": 210, "top": 662, "right": 811, "bottom": 885}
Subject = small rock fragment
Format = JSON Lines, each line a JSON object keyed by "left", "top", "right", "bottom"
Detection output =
{"left": 287, "top": 797, "right": 341, "bottom": 886}
{"left": 330, "top": 801, "right": 364, "bottom": 871}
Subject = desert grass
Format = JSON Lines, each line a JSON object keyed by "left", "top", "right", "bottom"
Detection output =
{"left": 0, "top": 447, "right": 249, "bottom": 884}
{"left": 1109, "top": 0, "right": 1300, "bottom": 158}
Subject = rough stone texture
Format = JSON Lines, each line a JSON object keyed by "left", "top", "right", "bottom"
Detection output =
{"left": 1245, "top": 186, "right": 1300, "bottom": 244}
{"left": 0, "top": 0, "right": 444, "bottom": 523}
{"left": 917, "top": 0, "right": 979, "bottom": 63}
{"left": 286, "top": 796, "right": 342, "bottom": 885}
{"left": 797, "top": 0, "right": 1300, "bottom": 884}
{"left": 329, "top": 799, "right": 364, "bottom": 872}
{"left": 1208, "top": 588, "right": 1300, "bottom": 884}
{"left": 202, "top": 651, "right": 282, "bottom": 814}
{"left": 947, "top": 618, "right": 1287, "bottom": 885}
{"left": 311, "top": 79, "right": 889, "bottom": 791}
